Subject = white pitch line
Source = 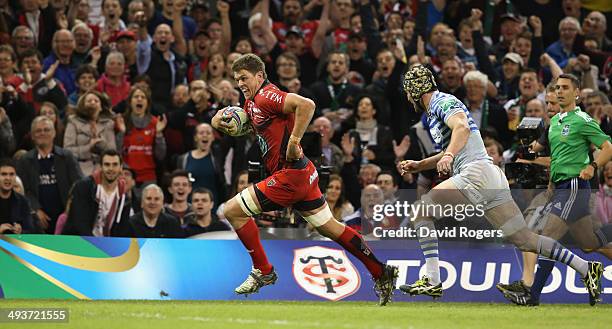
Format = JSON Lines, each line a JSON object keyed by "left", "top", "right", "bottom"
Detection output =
{"left": 84, "top": 310, "right": 417, "bottom": 329}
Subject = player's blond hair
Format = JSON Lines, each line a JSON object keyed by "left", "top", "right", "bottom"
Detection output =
{"left": 231, "top": 53, "right": 267, "bottom": 79}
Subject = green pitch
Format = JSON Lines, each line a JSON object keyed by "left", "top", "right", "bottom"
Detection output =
{"left": 1, "top": 300, "right": 610, "bottom": 329}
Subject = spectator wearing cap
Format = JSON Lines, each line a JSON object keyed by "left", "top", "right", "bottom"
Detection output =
{"left": 189, "top": 0, "right": 211, "bottom": 31}
{"left": 582, "top": 11, "right": 611, "bottom": 51}
{"left": 17, "top": 116, "right": 83, "bottom": 234}
{"left": 347, "top": 32, "right": 375, "bottom": 85}
{"left": 96, "top": 51, "right": 130, "bottom": 107}
{"left": 546, "top": 17, "right": 580, "bottom": 68}
{"left": 71, "top": 23, "right": 94, "bottom": 67}
{"left": 148, "top": 0, "right": 197, "bottom": 41}
{"left": 495, "top": 52, "right": 523, "bottom": 103}
{"left": 268, "top": 25, "right": 321, "bottom": 87}
{"left": 490, "top": 13, "right": 522, "bottom": 63}
{"left": 463, "top": 70, "right": 511, "bottom": 149}
{"left": 268, "top": 0, "right": 319, "bottom": 48}
{"left": 42, "top": 29, "right": 79, "bottom": 95}
{"left": 188, "top": 29, "right": 210, "bottom": 82}
{"left": 309, "top": 51, "right": 362, "bottom": 122}
{"left": 114, "top": 30, "right": 139, "bottom": 81}
{"left": 17, "top": 0, "right": 58, "bottom": 56}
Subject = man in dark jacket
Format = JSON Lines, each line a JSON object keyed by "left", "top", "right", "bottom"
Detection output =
{"left": 62, "top": 150, "right": 132, "bottom": 237}
{"left": 0, "top": 159, "right": 36, "bottom": 234}
{"left": 17, "top": 116, "right": 83, "bottom": 234}
{"left": 127, "top": 184, "right": 183, "bottom": 238}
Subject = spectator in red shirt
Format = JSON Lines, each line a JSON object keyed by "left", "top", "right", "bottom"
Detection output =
{"left": 96, "top": 51, "right": 130, "bottom": 107}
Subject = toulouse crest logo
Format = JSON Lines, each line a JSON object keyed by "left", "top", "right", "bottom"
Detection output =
{"left": 293, "top": 246, "right": 361, "bottom": 301}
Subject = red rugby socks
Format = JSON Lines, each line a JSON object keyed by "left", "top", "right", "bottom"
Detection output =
{"left": 335, "top": 226, "right": 384, "bottom": 279}
{"left": 235, "top": 219, "right": 273, "bottom": 275}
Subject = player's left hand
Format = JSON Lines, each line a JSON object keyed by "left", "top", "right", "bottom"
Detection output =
{"left": 579, "top": 165, "right": 595, "bottom": 180}
{"left": 437, "top": 154, "right": 453, "bottom": 176}
{"left": 286, "top": 139, "right": 303, "bottom": 162}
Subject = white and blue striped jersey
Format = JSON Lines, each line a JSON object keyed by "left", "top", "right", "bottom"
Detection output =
{"left": 426, "top": 91, "right": 491, "bottom": 173}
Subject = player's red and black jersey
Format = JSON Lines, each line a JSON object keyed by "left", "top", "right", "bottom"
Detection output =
{"left": 243, "top": 81, "right": 295, "bottom": 174}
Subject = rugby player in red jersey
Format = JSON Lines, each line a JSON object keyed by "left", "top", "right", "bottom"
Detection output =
{"left": 211, "top": 54, "right": 398, "bottom": 305}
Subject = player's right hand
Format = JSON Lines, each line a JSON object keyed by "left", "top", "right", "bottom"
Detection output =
{"left": 399, "top": 160, "right": 421, "bottom": 175}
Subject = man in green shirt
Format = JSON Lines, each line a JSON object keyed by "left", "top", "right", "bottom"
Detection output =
{"left": 499, "top": 74, "right": 612, "bottom": 306}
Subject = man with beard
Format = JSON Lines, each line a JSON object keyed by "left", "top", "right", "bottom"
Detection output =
{"left": 398, "top": 65, "right": 603, "bottom": 304}
{"left": 62, "top": 149, "right": 132, "bottom": 236}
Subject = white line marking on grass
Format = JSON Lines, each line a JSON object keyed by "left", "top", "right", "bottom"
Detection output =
{"left": 84, "top": 310, "right": 416, "bottom": 329}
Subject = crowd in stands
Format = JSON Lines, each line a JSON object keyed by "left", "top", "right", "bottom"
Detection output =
{"left": 0, "top": 0, "right": 610, "bottom": 238}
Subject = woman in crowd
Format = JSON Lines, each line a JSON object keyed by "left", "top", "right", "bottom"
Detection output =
{"left": 342, "top": 95, "right": 395, "bottom": 170}
{"left": 63, "top": 90, "right": 116, "bottom": 175}
{"left": 118, "top": 85, "right": 166, "bottom": 188}
{"left": 325, "top": 174, "right": 354, "bottom": 222}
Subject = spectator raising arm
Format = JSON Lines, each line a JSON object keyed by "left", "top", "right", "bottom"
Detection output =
{"left": 217, "top": 1, "right": 232, "bottom": 55}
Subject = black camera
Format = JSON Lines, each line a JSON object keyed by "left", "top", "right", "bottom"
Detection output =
{"left": 515, "top": 117, "right": 544, "bottom": 160}
{"left": 505, "top": 117, "right": 549, "bottom": 188}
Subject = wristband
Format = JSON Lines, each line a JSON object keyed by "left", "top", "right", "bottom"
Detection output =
{"left": 590, "top": 161, "right": 598, "bottom": 171}
{"left": 443, "top": 151, "right": 454, "bottom": 159}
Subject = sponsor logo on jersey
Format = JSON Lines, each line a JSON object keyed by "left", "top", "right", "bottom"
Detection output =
{"left": 562, "top": 124, "right": 570, "bottom": 136}
{"left": 554, "top": 202, "right": 562, "bottom": 210}
{"left": 267, "top": 178, "right": 276, "bottom": 187}
{"left": 309, "top": 170, "right": 318, "bottom": 185}
{"left": 293, "top": 246, "right": 361, "bottom": 301}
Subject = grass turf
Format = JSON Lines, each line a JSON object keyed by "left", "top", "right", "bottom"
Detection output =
{"left": 0, "top": 300, "right": 610, "bottom": 329}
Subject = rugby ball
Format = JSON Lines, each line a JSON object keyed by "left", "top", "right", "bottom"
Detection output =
{"left": 221, "top": 106, "right": 252, "bottom": 136}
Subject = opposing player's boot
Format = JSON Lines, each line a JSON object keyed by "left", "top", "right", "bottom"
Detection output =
{"left": 496, "top": 280, "right": 538, "bottom": 306}
{"left": 496, "top": 280, "right": 530, "bottom": 297}
{"left": 583, "top": 261, "right": 603, "bottom": 306}
{"left": 399, "top": 275, "right": 442, "bottom": 299}
{"left": 235, "top": 267, "right": 278, "bottom": 296}
{"left": 373, "top": 265, "right": 399, "bottom": 306}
